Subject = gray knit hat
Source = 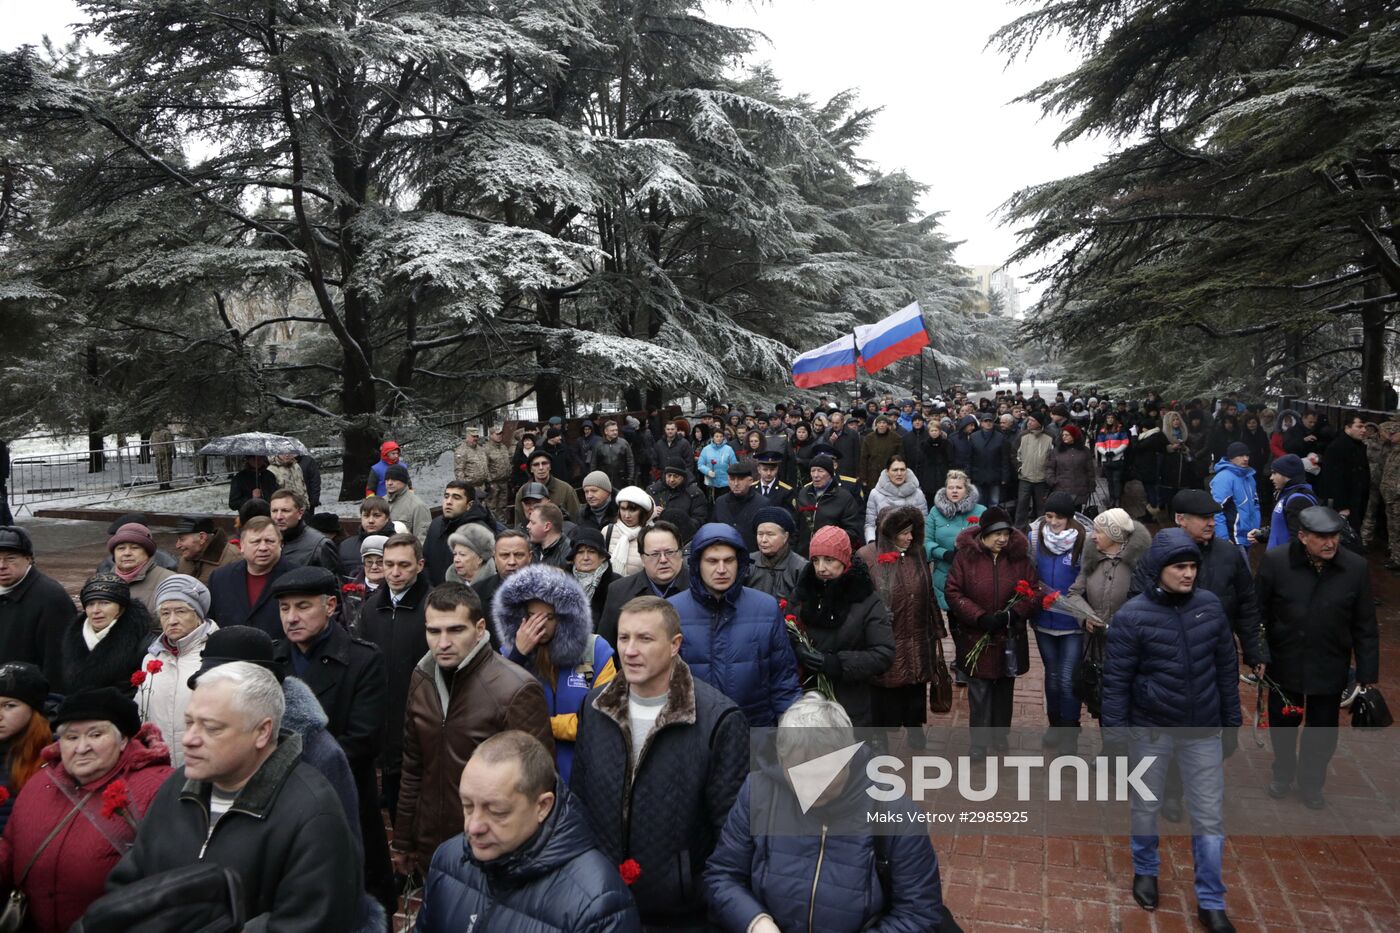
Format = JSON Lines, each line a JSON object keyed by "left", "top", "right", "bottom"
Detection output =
{"left": 582, "top": 470, "right": 613, "bottom": 493}
{"left": 360, "top": 534, "right": 389, "bottom": 558}
{"left": 448, "top": 523, "right": 495, "bottom": 561}
{"left": 153, "top": 573, "right": 212, "bottom": 620}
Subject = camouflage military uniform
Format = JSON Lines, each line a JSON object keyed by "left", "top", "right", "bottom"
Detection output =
{"left": 484, "top": 436, "right": 514, "bottom": 523}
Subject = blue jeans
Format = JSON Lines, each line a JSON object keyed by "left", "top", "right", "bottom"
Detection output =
{"left": 1034, "top": 629, "right": 1082, "bottom": 724}
{"left": 1129, "top": 729, "right": 1227, "bottom": 910}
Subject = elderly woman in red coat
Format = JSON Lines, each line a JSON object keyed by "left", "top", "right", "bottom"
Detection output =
{"left": 0, "top": 688, "right": 171, "bottom": 932}
{"left": 944, "top": 506, "right": 1040, "bottom": 760}
{"left": 856, "top": 505, "right": 942, "bottom": 746}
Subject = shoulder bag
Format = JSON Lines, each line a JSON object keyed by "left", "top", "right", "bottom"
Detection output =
{"left": 0, "top": 790, "right": 93, "bottom": 933}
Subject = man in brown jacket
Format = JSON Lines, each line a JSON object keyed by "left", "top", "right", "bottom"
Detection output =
{"left": 390, "top": 581, "right": 552, "bottom": 874}
{"left": 172, "top": 515, "right": 241, "bottom": 584}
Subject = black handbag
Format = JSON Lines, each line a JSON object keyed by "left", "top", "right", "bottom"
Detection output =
{"left": 1072, "top": 629, "right": 1106, "bottom": 719}
{"left": 1351, "top": 687, "right": 1393, "bottom": 729}
{"left": 72, "top": 862, "right": 245, "bottom": 933}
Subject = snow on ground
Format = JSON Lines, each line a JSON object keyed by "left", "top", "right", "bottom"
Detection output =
{"left": 93, "top": 448, "right": 459, "bottom": 516}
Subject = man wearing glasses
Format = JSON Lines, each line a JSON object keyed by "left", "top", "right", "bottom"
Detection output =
{"left": 598, "top": 520, "right": 689, "bottom": 646}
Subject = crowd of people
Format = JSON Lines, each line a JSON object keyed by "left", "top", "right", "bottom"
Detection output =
{"left": 0, "top": 383, "right": 1385, "bottom": 932}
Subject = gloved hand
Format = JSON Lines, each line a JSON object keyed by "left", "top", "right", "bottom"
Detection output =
{"left": 820, "top": 652, "right": 843, "bottom": 679}
{"left": 792, "top": 640, "right": 825, "bottom": 673}
{"left": 1221, "top": 726, "right": 1239, "bottom": 760}
{"left": 986, "top": 610, "right": 1011, "bottom": 632}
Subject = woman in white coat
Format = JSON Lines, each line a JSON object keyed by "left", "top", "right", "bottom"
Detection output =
{"left": 136, "top": 574, "right": 218, "bottom": 766}
{"left": 864, "top": 453, "right": 928, "bottom": 543}
{"left": 604, "top": 486, "right": 655, "bottom": 576}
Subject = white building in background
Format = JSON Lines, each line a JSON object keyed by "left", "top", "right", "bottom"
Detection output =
{"left": 966, "top": 264, "right": 1022, "bottom": 318}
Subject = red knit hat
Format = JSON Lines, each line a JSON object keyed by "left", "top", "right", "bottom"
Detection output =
{"left": 1061, "top": 424, "right": 1083, "bottom": 445}
{"left": 808, "top": 526, "right": 852, "bottom": 568}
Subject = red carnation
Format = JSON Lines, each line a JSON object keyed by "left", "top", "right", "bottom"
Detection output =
{"left": 778, "top": 599, "right": 788, "bottom": 610}
{"left": 1041, "top": 591, "right": 1061, "bottom": 610}
{"left": 0, "top": 787, "right": 9, "bottom": 807}
{"left": 965, "top": 515, "right": 980, "bottom": 524}
{"left": 784, "top": 614, "right": 797, "bottom": 624}
{"left": 877, "top": 552, "right": 899, "bottom": 564}
{"left": 798, "top": 505, "right": 817, "bottom": 513}
{"left": 619, "top": 858, "right": 642, "bottom": 885}
{"left": 100, "top": 780, "right": 130, "bottom": 819}
{"left": 145, "top": 659, "right": 163, "bottom": 674}
{"left": 130, "top": 670, "right": 147, "bottom": 687}
{"left": 342, "top": 582, "right": 366, "bottom": 595}
{"left": 1014, "top": 579, "right": 1035, "bottom": 599}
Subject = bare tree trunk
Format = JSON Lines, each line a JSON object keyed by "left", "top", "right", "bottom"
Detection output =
{"left": 1360, "top": 279, "right": 1388, "bottom": 408}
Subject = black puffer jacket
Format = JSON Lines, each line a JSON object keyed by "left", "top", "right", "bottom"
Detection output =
{"left": 789, "top": 558, "right": 895, "bottom": 725}
{"left": 570, "top": 658, "right": 747, "bottom": 925}
{"left": 415, "top": 781, "right": 640, "bottom": 933}
{"left": 54, "top": 605, "right": 151, "bottom": 696}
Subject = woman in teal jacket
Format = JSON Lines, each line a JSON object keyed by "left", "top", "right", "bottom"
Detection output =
{"left": 699, "top": 427, "right": 739, "bottom": 500}
{"left": 924, "top": 469, "right": 985, "bottom": 610}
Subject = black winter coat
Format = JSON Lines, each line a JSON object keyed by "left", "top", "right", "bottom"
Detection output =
{"left": 1321, "top": 433, "right": 1370, "bottom": 516}
{"left": 227, "top": 467, "right": 278, "bottom": 512}
{"left": 54, "top": 607, "right": 150, "bottom": 695}
{"left": 272, "top": 624, "right": 385, "bottom": 766}
{"left": 794, "top": 482, "right": 862, "bottom": 556}
{"left": 647, "top": 481, "right": 709, "bottom": 536}
{"left": 357, "top": 575, "right": 430, "bottom": 772}
{"left": 966, "top": 428, "right": 1009, "bottom": 486}
{"left": 207, "top": 559, "right": 295, "bottom": 640}
{"left": 416, "top": 782, "right": 640, "bottom": 933}
{"left": 713, "top": 490, "right": 765, "bottom": 552}
{"left": 1256, "top": 541, "right": 1379, "bottom": 695}
{"left": 904, "top": 431, "right": 951, "bottom": 503}
{"left": 570, "top": 659, "right": 747, "bottom": 925}
{"left": 105, "top": 733, "right": 361, "bottom": 933}
{"left": 0, "top": 568, "right": 73, "bottom": 672}
{"left": 1102, "top": 530, "right": 1243, "bottom": 729}
{"left": 596, "top": 570, "right": 689, "bottom": 647}
{"left": 826, "top": 427, "right": 862, "bottom": 474}
{"left": 424, "top": 506, "right": 496, "bottom": 586}
{"left": 789, "top": 559, "right": 895, "bottom": 725}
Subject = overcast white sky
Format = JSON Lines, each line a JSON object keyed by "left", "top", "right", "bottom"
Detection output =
{"left": 4, "top": 0, "right": 1105, "bottom": 304}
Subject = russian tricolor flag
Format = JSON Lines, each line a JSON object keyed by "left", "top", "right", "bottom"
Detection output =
{"left": 856, "top": 301, "right": 930, "bottom": 373}
{"left": 791, "top": 334, "right": 858, "bottom": 388}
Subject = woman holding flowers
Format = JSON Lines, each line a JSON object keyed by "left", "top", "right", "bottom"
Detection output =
{"left": 944, "top": 506, "right": 1039, "bottom": 759}
{"left": 0, "top": 688, "right": 170, "bottom": 932}
{"left": 857, "top": 506, "right": 940, "bottom": 742}
{"left": 1027, "top": 493, "right": 1092, "bottom": 754}
{"left": 137, "top": 575, "right": 219, "bottom": 767}
{"left": 53, "top": 574, "right": 151, "bottom": 697}
{"left": 786, "top": 526, "right": 894, "bottom": 726}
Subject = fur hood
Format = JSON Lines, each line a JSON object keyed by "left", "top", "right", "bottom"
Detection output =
{"left": 793, "top": 556, "right": 876, "bottom": 631}
{"left": 932, "top": 482, "right": 981, "bottom": 518}
{"left": 492, "top": 564, "right": 594, "bottom": 666}
{"left": 875, "top": 505, "right": 926, "bottom": 552}
{"left": 954, "top": 522, "right": 1030, "bottom": 562}
{"left": 281, "top": 676, "right": 329, "bottom": 736}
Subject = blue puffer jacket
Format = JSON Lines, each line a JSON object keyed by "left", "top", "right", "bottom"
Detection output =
{"left": 1028, "top": 518, "right": 1086, "bottom": 633}
{"left": 668, "top": 524, "right": 801, "bottom": 726}
{"left": 495, "top": 565, "right": 618, "bottom": 783}
{"left": 416, "top": 781, "right": 640, "bottom": 933}
{"left": 1209, "top": 460, "right": 1261, "bottom": 547}
{"left": 1102, "top": 529, "right": 1243, "bottom": 729}
{"left": 704, "top": 749, "right": 943, "bottom": 933}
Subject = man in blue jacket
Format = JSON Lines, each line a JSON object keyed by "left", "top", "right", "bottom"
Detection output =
{"left": 1209, "top": 442, "right": 1261, "bottom": 551}
{"left": 668, "top": 523, "right": 801, "bottom": 726}
{"left": 1104, "top": 528, "right": 1241, "bottom": 933}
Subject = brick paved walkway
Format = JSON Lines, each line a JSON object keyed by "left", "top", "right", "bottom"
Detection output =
{"left": 27, "top": 517, "right": 1400, "bottom": 931}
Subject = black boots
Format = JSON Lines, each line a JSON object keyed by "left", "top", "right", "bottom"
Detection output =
{"left": 1197, "top": 907, "right": 1236, "bottom": 931}
{"left": 1132, "top": 874, "right": 1158, "bottom": 911}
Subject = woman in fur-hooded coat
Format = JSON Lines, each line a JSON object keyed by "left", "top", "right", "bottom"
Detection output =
{"left": 493, "top": 565, "right": 617, "bottom": 782}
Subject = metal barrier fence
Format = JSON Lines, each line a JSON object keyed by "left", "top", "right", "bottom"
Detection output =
{"left": 9, "top": 438, "right": 221, "bottom": 510}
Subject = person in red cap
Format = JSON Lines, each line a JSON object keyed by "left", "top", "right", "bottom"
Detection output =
{"left": 366, "top": 441, "right": 404, "bottom": 498}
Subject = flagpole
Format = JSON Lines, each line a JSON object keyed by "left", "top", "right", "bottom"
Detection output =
{"left": 851, "top": 330, "right": 860, "bottom": 404}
